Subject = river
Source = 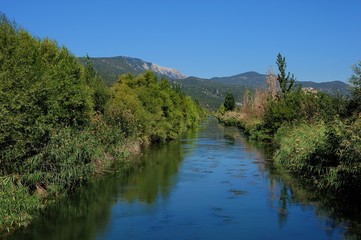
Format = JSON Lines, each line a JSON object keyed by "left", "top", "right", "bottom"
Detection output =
{"left": 10, "top": 118, "right": 361, "bottom": 239}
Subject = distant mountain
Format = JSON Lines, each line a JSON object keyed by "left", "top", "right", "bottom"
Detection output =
{"left": 79, "top": 56, "right": 186, "bottom": 85}
{"left": 81, "top": 56, "right": 350, "bottom": 110}
{"left": 210, "top": 71, "right": 266, "bottom": 88}
{"left": 171, "top": 77, "right": 248, "bottom": 110}
{"left": 209, "top": 71, "right": 350, "bottom": 95}
{"left": 299, "top": 81, "right": 349, "bottom": 95}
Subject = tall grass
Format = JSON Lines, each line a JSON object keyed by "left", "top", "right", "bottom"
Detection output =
{"left": 0, "top": 115, "right": 129, "bottom": 235}
{"left": 274, "top": 122, "right": 331, "bottom": 176}
{"left": 0, "top": 176, "right": 42, "bottom": 234}
{"left": 274, "top": 115, "right": 361, "bottom": 195}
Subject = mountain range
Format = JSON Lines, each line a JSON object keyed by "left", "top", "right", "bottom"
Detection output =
{"left": 81, "top": 56, "right": 350, "bottom": 110}
{"left": 79, "top": 56, "right": 185, "bottom": 85}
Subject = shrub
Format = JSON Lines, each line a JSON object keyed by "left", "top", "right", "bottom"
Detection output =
{"left": 264, "top": 90, "right": 343, "bottom": 134}
{"left": 0, "top": 176, "right": 42, "bottom": 233}
{"left": 223, "top": 92, "right": 235, "bottom": 111}
{"left": 106, "top": 71, "right": 204, "bottom": 142}
{"left": 274, "top": 122, "right": 335, "bottom": 176}
{"left": 0, "top": 16, "right": 93, "bottom": 174}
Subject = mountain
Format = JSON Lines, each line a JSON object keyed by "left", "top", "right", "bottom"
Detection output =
{"left": 209, "top": 71, "right": 350, "bottom": 95}
{"left": 171, "top": 77, "right": 248, "bottom": 110}
{"left": 79, "top": 56, "right": 186, "bottom": 85}
{"left": 210, "top": 71, "right": 266, "bottom": 88}
{"left": 80, "top": 56, "right": 350, "bottom": 110}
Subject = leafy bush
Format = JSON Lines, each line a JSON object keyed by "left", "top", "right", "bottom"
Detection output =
{"left": 274, "top": 122, "right": 334, "bottom": 176}
{"left": 318, "top": 114, "right": 361, "bottom": 193}
{"left": 0, "top": 176, "right": 42, "bottom": 233}
{"left": 0, "top": 16, "right": 93, "bottom": 174}
{"left": 106, "top": 71, "right": 204, "bottom": 142}
{"left": 274, "top": 115, "right": 361, "bottom": 194}
{"left": 264, "top": 90, "right": 344, "bottom": 134}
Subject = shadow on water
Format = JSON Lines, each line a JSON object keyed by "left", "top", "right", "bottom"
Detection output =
{"left": 10, "top": 136, "right": 193, "bottom": 240}
{"left": 243, "top": 135, "right": 361, "bottom": 239}
{"left": 9, "top": 117, "right": 361, "bottom": 239}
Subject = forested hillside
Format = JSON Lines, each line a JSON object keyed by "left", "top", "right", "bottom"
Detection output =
{"left": 83, "top": 56, "right": 350, "bottom": 111}
{"left": 78, "top": 56, "right": 186, "bottom": 85}
{"left": 0, "top": 15, "right": 204, "bottom": 234}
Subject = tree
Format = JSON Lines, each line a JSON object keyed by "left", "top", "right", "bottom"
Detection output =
{"left": 0, "top": 15, "right": 93, "bottom": 173}
{"left": 83, "top": 54, "right": 109, "bottom": 114}
{"left": 224, "top": 92, "right": 235, "bottom": 111}
{"left": 349, "top": 61, "right": 361, "bottom": 113}
{"left": 276, "top": 53, "right": 296, "bottom": 96}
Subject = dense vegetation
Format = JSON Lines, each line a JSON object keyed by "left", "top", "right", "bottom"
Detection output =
{"left": 0, "top": 15, "right": 204, "bottom": 235}
{"left": 217, "top": 53, "right": 361, "bottom": 197}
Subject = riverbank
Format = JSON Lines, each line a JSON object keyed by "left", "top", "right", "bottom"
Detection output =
{"left": 0, "top": 119, "right": 135, "bottom": 235}
{"left": 216, "top": 53, "right": 361, "bottom": 197}
{"left": 8, "top": 117, "right": 361, "bottom": 240}
{"left": 0, "top": 15, "right": 205, "bottom": 236}
{"left": 216, "top": 106, "right": 361, "bottom": 197}
{"left": 1, "top": 113, "right": 205, "bottom": 237}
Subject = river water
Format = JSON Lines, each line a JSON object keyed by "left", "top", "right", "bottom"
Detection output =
{"left": 10, "top": 118, "right": 361, "bottom": 239}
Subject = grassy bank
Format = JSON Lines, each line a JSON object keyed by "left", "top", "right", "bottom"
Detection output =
{"left": 216, "top": 54, "right": 361, "bottom": 197}
{"left": 0, "top": 15, "right": 205, "bottom": 235}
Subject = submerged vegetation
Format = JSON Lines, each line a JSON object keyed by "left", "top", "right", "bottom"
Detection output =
{"left": 0, "top": 14, "right": 204, "bottom": 234}
{"left": 217, "top": 53, "right": 361, "bottom": 196}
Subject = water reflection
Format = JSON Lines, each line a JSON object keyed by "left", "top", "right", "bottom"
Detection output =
{"left": 9, "top": 117, "right": 361, "bottom": 240}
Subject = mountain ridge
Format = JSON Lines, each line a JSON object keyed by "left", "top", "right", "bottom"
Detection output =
{"left": 79, "top": 56, "right": 186, "bottom": 85}
{"left": 81, "top": 55, "right": 350, "bottom": 110}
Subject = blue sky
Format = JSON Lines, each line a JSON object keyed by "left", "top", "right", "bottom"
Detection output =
{"left": 1, "top": 0, "right": 361, "bottom": 82}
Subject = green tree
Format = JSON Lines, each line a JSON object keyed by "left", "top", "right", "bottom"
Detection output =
{"left": 83, "top": 54, "right": 109, "bottom": 114}
{"left": 224, "top": 92, "right": 235, "bottom": 111}
{"left": 348, "top": 61, "right": 361, "bottom": 113}
{"left": 276, "top": 53, "right": 296, "bottom": 95}
{"left": 0, "top": 15, "right": 93, "bottom": 173}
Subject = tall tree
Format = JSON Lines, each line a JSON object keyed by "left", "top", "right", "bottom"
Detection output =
{"left": 276, "top": 53, "right": 296, "bottom": 95}
{"left": 349, "top": 61, "right": 361, "bottom": 113}
{"left": 224, "top": 92, "right": 235, "bottom": 111}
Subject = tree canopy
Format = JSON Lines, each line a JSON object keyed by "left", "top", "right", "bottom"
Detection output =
{"left": 223, "top": 92, "right": 235, "bottom": 111}
{"left": 276, "top": 53, "right": 296, "bottom": 95}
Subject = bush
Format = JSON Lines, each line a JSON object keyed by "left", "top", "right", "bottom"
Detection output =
{"left": 106, "top": 71, "right": 204, "bottom": 142}
{"left": 274, "top": 122, "right": 334, "bottom": 176}
{"left": 318, "top": 114, "right": 361, "bottom": 193}
{"left": 264, "top": 90, "right": 344, "bottom": 134}
{"left": 274, "top": 115, "right": 361, "bottom": 194}
{"left": 0, "top": 16, "right": 93, "bottom": 174}
{"left": 0, "top": 176, "right": 42, "bottom": 233}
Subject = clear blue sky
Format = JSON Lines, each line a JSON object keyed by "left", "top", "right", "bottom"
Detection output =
{"left": 2, "top": 0, "right": 361, "bottom": 82}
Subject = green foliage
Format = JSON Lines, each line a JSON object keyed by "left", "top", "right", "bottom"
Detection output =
{"left": 106, "top": 71, "right": 204, "bottom": 142}
{"left": 348, "top": 61, "right": 361, "bottom": 114}
{"left": 274, "top": 122, "right": 335, "bottom": 175}
{"left": 0, "top": 16, "right": 93, "bottom": 174}
{"left": 215, "top": 56, "right": 361, "bottom": 196}
{"left": 264, "top": 90, "right": 344, "bottom": 134}
{"left": 0, "top": 116, "right": 127, "bottom": 234}
{"left": 0, "top": 177, "right": 42, "bottom": 233}
{"left": 274, "top": 115, "right": 361, "bottom": 194}
{"left": 276, "top": 53, "right": 296, "bottom": 95}
{"left": 0, "top": 14, "right": 205, "bottom": 235}
{"left": 223, "top": 92, "right": 235, "bottom": 111}
{"left": 83, "top": 55, "right": 110, "bottom": 114}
